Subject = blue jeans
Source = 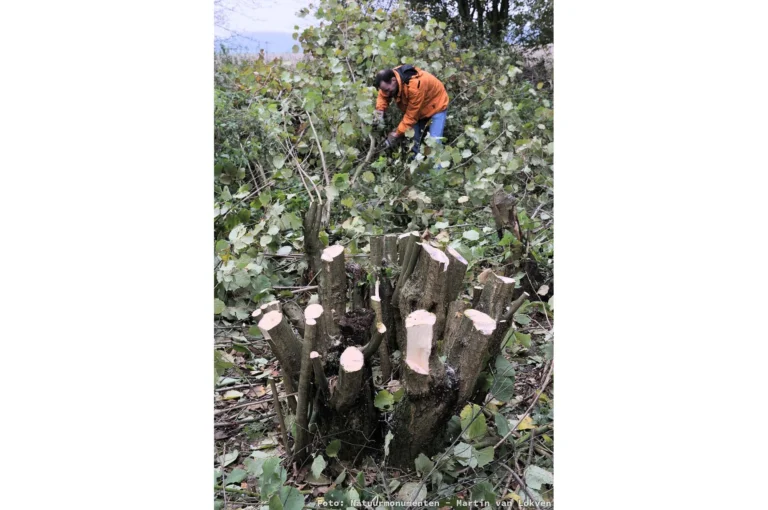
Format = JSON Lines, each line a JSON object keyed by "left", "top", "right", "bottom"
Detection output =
{"left": 411, "top": 109, "right": 447, "bottom": 156}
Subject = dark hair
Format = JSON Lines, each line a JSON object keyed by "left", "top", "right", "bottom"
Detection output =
{"left": 374, "top": 69, "right": 395, "bottom": 89}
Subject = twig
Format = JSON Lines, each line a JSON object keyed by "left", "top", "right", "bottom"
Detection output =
{"left": 500, "top": 463, "right": 538, "bottom": 506}
{"left": 526, "top": 429, "right": 535, "bottom": 467}
{"left": 494, "top": 360, "right": 554, "bottom": 448}
{"left": 221, "top": 444, "right": 227, "bottom": 507}
{"left": 214, "top": 414, "right": 275, "bottom": 427}
{"left": 215, "top": 383, "right": 257, "bottom": 392}
{"left": 351, "top": 134, "right": 376, "bottom": 186}
{"left": 305, "top": 112, "right": 330, "bottom": 186}
{"left": 269, "top": 377, "right": 291, "bottom": 451}
{"left": 214, "top": 484, "right": 261, "bottom": 498}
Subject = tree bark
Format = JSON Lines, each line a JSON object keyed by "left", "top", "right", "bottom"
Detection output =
{"left": 444, "top": 309, "right": 497, "bottom": 404}
{"left": 258, "top": 310, "right": 303, "bottom": 380}
{"left": 303, "top": 201, "right": 323, "bottom": 283}
{"left": 318, "top": 244, "right": 347, "bottom": 356}
{"left": 388, "top": 310, "right": 458, "bottom": 469}
{"left": 445, "top": 246, "right": 469, "bottom": 303}
{"left": 293, "top": 304, "right": 323, "bottom": 464}
{"left": 398, "top": 243, "right": 450, "bottom": 345}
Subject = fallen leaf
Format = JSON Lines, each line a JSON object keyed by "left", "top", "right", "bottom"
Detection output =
{"left": 217, "top": 450, "right": 239, "bottom": 467}
{"left": 537, "top": 284, "right": 549, "bottom": 296}
{"left": 515, "top": 415, "right": 535, "bottom": 431}
{"left": 223, "top": 390, "right": 244, "bottom": 400}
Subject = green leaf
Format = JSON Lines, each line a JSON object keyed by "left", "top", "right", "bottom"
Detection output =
{"left": 362, "top": 171, "right": 375, "bottom": 183}
{"left": 311, "top": 455, "right": 327, "bottom": 478}
{"left": 292, "top": 44, "right": 299, "bottom": 53}
{"left": 514, "top": 313, "right": 531, "bottom": 325}
{"left": 453, "top": 442, "right": 477, "bottom": 468}
{"left": 524, "top": 465, "right": 554, "bottom": 490}
{"left": 435, "top": 221, "right": 449, "bottom": 229}
{"left": 332, "top": 173, "right": 350, "bottom": 190}
{"left": 491, "top": 375, "right": 516, "bottom": 402}
{"left": 215, "top": 240, "right": 230, "bottom": 253}
{"left": 392, "top": 386, "right": 405, "bottom": 403}
{"left": 272, "top": 155, "right": 286, "bottom": 169}
{"left": 217, "top": 450, "right": 239, "bottom": 467}
{"left": 326, "top": 439, "right": 341, "bottom": 458}
{"left": 214, "top": 298, "right": 226, "bottom": 315}
{"left": 414, "top": 453, "right": 434, "bottom": 475}
{"left": 460, "top": 404, "right": 487, "bottom": 441}
{"left": 269, "top": 493, "right": 284, "bottom": 510}
{"left": 475, "top": 446, "right": 494, "bottom": 467}
{"left": 494, "top": 355, "right": 515, "bottom": 376}
{"left": 498, "top": 231, "right": 514, "bottom": 247}
{"left": 374, "top": 389, "right": 394, "bottom": 410}
{"left": 494, "top": 412, "right": 510, "bottom": 438}
{"left": 515, "top": 331, "right": 532, "bottom": 348}
{"left": 470, "top": 481, "right": 496, "bottom": 505}
{"left": 224, "top": 468, "right": 247, "bottom": 485}
{"left": 462, "top": 230, "right": 480, "bottom": 241}
{"left": 244, "top": 456, "right": 269, "bottom": 477}
{"left": 341, "top": 122, "right": 354, "bottom": 136}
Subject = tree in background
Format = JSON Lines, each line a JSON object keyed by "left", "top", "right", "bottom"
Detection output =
{"left": 371, "top": 0, "right": 552, "bottom": 47}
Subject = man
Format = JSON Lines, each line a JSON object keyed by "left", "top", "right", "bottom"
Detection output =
{"left": 373, "top": 65, "right": 449, "bottom": 156}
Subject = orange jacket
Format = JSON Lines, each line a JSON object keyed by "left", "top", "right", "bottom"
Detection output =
{"left": 375, "top": 66, "right": 449, "bottom": 136}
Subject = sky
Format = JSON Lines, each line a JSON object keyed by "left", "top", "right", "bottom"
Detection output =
{"left": 215, "top": 0, "right": 319, "bottom": 52}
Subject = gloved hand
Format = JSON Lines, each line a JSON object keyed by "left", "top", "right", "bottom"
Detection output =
{"left": 384, "top": 130, "right": 400, "bottom": 149}
{"left": 372, "top": 110, "right": 384, "bottom": 126}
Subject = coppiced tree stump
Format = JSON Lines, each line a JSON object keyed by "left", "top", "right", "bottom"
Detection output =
{"left": 253, "top": 217, "right": 528, "bottom": 470}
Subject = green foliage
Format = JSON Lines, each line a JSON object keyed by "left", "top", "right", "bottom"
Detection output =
{"left": 374, "top": 389, "right": 394, "bottom": 410}
{"left": 311, "top": 454, "right": 327, "bottom": 478}
{"left": 414, "top": 453, "right": 434, "bottom": 475}
{"left": 223, "top": 468, "right": 247, "bottom": 485}
{"left": 214, "top": 0, "right": 553, "bottom": 315}
{"left": 524, "top": 464, "right": 554, "bottom": 490}
{"left": 460, "top": 404, "right": 487, "bottom": 441}
{"left": 326, "top": 439, "right": 341, "bottom": 458}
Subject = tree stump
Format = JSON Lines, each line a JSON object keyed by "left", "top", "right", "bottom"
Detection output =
{"left": 254, "top": 218, "right": 519, "bottom": 470}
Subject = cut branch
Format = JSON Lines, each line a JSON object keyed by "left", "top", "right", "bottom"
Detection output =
{"left": 318, "top": 244, "right": 347, "bottom": 356}
{"left": 476, "top": 273, "right": 516, "bottom": 320}
{"left": 268, "top": 376, "right": 290, "bottom": 451}
{"left": 331, "top": 346, "right": 365, "bottom": 411}
{"left": 403, "top": 310, "right": 436, "bottom": 396}
{"left": 258, "top": 310, "right": 303, "bottom": 380}
{"left": 397, "top": 243, "right": 451, "bottom": 342}
{"left": 362, "top": 322, "right": 387, "bottom": 359}
{"left": 310, "top": 351, "right": 329, "bottom": 397}
{"left": 444, "top": 309, "right": 497, "bottom": 403}
{"left": 293, "top": 304, "right": 323, "bottom": 463}
{"left": 445, "top": 246, "right": 469, "bottom": 303}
